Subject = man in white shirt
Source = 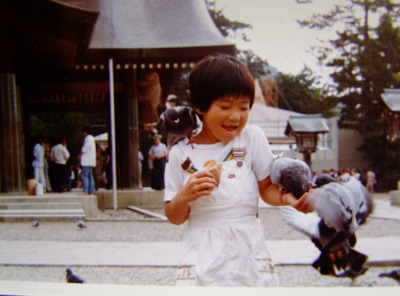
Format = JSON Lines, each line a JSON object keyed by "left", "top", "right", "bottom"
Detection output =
{"left": 50, "top": 138, "right": 70, "bottom": 193}
{"left": 32, "top": 136, "right": 46, "bottom": 189}
{"left": 148, "top": 135, "right": 168, "bottom": 190}
{"left": 79, "top": 127, "right": 96, "bottom": 194}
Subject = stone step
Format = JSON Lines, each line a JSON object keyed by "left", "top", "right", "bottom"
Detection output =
{"left": 0, "top": 202, "right": 83, "bottom": 210}
{"left": 0, "top": 208, "right": 85, "bottom": 220}
{"left": 0, "top": 194, "right": 100, "bottom": 219}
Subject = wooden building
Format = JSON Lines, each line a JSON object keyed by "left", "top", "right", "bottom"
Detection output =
{"left": 0, "top": 0, "right": 234, "bottom": 192}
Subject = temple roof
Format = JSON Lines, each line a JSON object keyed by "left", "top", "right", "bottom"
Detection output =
{"left": 4, "top": 0, "right": 235, "bottom": 69}
{"left": 89, "top": 0, "right": 231, "bottom": 49}
{"left": 63, "top": 0, "right": 235, "bottom": 64}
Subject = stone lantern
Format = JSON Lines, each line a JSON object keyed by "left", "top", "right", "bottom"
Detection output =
{"left": 284, "top": 114, "right": 330, "bottom": 167}
{"left": 381, "top": 88, "right": 400, "bottom": 142}
{"left": 380, "top": 88, "right": 400, "bottom": 205}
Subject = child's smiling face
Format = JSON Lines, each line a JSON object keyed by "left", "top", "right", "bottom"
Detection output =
{"left": 195, "top": 95, "right": 250, "bottom": 144}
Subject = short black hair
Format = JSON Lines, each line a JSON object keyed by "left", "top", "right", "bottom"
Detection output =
{"left": 189, "top": 53, "right": 255, "bottom": 114}
{"left": 82, "top": 126, "right": 91, "bottom": 134}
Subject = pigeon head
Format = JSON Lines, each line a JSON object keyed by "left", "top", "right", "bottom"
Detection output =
{"left": 315, "top": 174, "right": 338, "bottom": 187}
{"left": 270, "top": 157, "right": 314, "bottom": 198}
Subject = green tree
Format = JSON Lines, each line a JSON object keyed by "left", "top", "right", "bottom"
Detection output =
{"left": 297, "top": 0, "right": 400, "bottom": 183}
{"left": 206, "top": 1, "right": 252, "bottom": 40}
{"left": 278, "top": 66, "right": 338, "bottom": 118}
{"left": 206, "top": 1, "right": 268, "bottom": 79}
{"left": 298, "top": 0, "right": 400, "bottom": 131}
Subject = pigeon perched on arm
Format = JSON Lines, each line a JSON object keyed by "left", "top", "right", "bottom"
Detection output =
{"left": 270, "top": 157, "right": 315, "bottom": 198}
{"left": 159, "top": 106, "right": 198, "bottom": 148}
{"left": 66, "top": 268, "right": 84, "bottom": 283}
{"left": 271, "top": 157, "right": 373, "bottom": 279}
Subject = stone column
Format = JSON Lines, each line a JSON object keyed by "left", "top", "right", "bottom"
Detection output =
{"left": 115, "top": 68, "right": 139, "bottom": 188}
{"left": 0, "top": 73, "right": 26, "bottom": 192}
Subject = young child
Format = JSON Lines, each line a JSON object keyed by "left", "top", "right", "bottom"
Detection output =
{"left": 164, "top": 54, "right": 311, "bottom": 286}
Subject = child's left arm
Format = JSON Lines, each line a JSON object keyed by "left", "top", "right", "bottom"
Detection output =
{"left": 258, "top": 177, "right": 313, "bottom": 213}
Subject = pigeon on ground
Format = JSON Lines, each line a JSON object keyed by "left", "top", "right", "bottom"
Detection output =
{"left": 159, "top": 106, "right": 198, "bottom": 148}
{"left": 272, "top": 157, "right": 373, "bottom": 278}
{"left": 76, "top": 219, "right": 87, "bottom": 229}
{"left": 379, "top": 269, "right": 400, "bottom": 283}
{"left": 32, "top": 219, "right": 40, "bottom": 227}
{"left": 66, "top": 268, "right": 84, "bottom": 283}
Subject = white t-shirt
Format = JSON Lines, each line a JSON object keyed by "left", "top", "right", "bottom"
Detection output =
{"left": 50, "top": 144, "right": 70, "bottom": 165}
{"left": 81, "top": 134, "right": 96, "bottom": 167}
{"left": 148, "top": 143, "right": 167, "bottom": 158}
{"left": 164, "top": 124, "right": 275, "bottom": 202}
{"left": 32, "top": 143, "right": 45, "bottom": 168}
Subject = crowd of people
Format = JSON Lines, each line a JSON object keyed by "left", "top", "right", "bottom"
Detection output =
{"left": 313, "top": 168, "right": 377, "bottom": 192}
{"left": 30, "top": 127, "right": 113, "bottom": 194}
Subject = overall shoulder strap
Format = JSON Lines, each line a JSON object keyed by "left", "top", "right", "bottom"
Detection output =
{"left": 232, "top": 130, "right": 246, "bottom": 167}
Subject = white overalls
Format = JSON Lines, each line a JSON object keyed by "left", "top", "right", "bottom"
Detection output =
{"left": 175, "top": 133, "right": 279, "bottom": 286}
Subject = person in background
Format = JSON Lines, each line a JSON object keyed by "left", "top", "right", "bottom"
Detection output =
{"left": 50, "top": 138, "right": 70, "bottom": 193}
{"left": 32, "top": 136, "right": 46, "bottom": 190}
{"left": 93, "top": 144, "right": 104, "bottom": 190}
{"left": 67, "top": 164, "right": 77, "bottom": 190}
{"left": 44, "top": 141, "right": 52, "bottom": 192}
{"left": 78, "top": 126, "right": 96, "bottom": 194}
{"left": 148, "top": 135, "right": 168, "bottom": 190}
{"left": 138, "top": 149, "right": 144, "bottom": 188}
{"left": 104, "top": 147, "right": 112, "bottom": 189}
{"left": 366, "top": 170, "right": 377, "bottom": 193}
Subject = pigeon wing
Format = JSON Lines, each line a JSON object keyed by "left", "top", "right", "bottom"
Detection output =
{"left": 307, "top": 184, "right": 354, "bottom": 232}
{"left": 280, "top": 206, "right": 321, "bottom": 238}
{"left": 341, "top": 177, "right": 373, "bottom": 226}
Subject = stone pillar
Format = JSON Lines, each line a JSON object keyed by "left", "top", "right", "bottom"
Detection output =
{"left": 0, "top": 73, "right": 26, "bottom": 192}
{"left": 115, "top": 69, "right": 139, "bottom": 188}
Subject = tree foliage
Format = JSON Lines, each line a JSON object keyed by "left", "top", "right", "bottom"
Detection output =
{"left": 297, "top": 0, "right": 400, "bottom": 179}
{"left": 297, "top": 0, "right": 400, "bottom": 132}
{"left": 278, "top": 67, "right": 339, "bottom": 118}
{"left": 206, "top": 1, "right": 252, "bottom": 41}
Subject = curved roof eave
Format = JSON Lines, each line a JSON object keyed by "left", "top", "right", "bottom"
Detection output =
{"left": 86, "top": 0, "right": 234, "bottom": 61}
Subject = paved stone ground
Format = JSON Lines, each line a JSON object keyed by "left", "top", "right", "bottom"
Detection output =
{"left": 1, "top": 194, "right": 400, "bottom": 287}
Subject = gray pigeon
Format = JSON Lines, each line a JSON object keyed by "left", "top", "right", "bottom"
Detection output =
{"left": 379, "top": 269, "right": 400, "bottom": 283}
{"left": 272, "top": 157, "right": 373, "bottom": 278}
{"left": 76, "top": 219, "right": 87, "bottom": 229}
{"left": 270, "top": 157, "right": 315, "bottom": 198}
{"left": 32, "top": 219, "right": 40, "bottom": 228}
{"left": 307, "top": 176, "right": 373, "bottom": 234}
{"left": 66, "top": 268, "right": 84, "bottom": 283}
{"left": 159, "top": 106, "right": 198, "bottom": 148}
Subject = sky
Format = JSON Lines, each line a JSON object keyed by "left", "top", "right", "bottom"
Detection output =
{"left": 214, "top": 0, "right": 344, "bottom": 81}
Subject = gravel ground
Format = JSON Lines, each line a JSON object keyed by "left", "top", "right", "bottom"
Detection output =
{"left": 1, "top": 195, "right": 400, "bottom": 287}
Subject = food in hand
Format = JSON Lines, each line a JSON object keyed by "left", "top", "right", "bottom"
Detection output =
{"left": 204, "top": 160, "right": 222, "bottom": 186}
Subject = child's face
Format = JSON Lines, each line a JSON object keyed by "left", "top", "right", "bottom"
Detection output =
{"left": 196, "top": 95, "right": 250, "bottom": 144}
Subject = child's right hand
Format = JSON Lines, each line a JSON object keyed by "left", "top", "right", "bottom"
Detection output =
{"left": 179, "top": 170, "right": 217, "bottom": 203}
